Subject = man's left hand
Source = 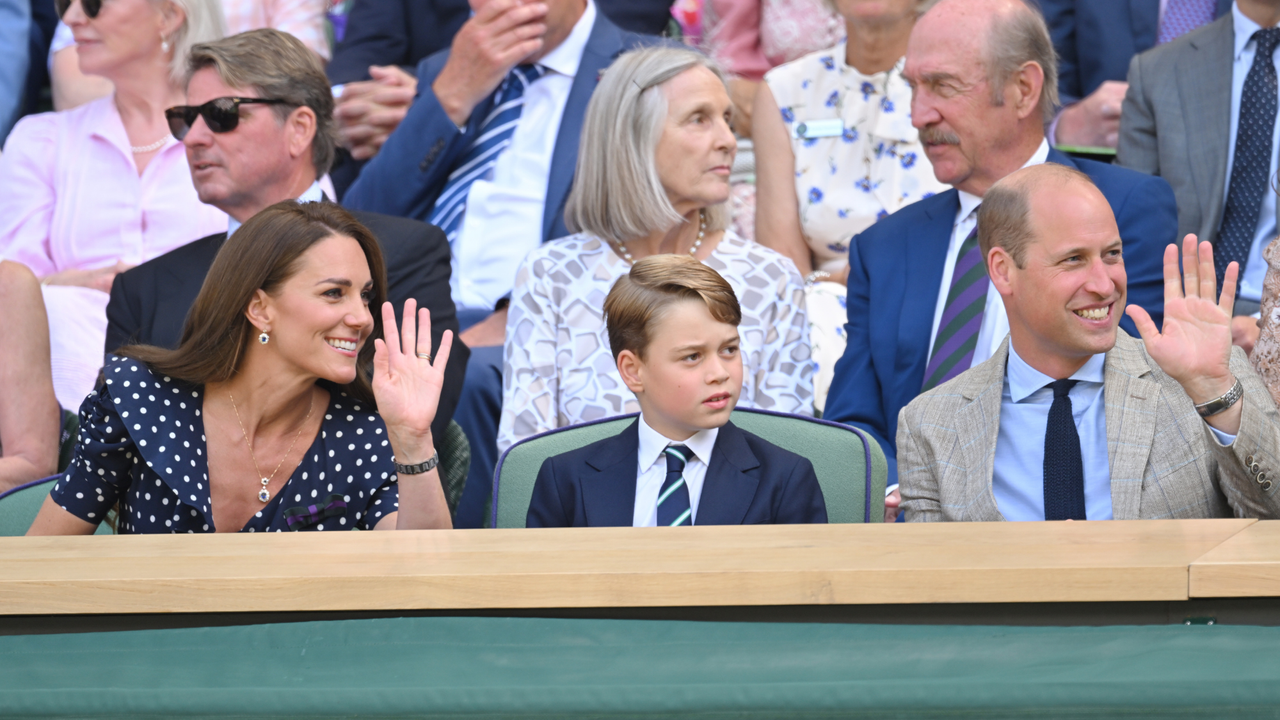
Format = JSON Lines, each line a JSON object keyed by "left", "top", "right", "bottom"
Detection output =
{"left": 458, "top": 307, "right": 509, "bottom": 348}
{"left": 1233, "top": 315, "right": 1262, "bottom": 356}
{"left": 335, "top": 65, "right": 419, "bottom": 160}
{"left": 1127, "top": 234, "right": 1242, "bottom": 433}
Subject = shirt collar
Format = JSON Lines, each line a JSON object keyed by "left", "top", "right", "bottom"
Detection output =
{"left": 537, "top": 0, "right": 596, "bottom": 79}
{"left": 226, "top": 180, "right": 325, "bottom": 237}
{"left": 1233, "top": 1, "right": 1275, "bottom": 61}
{"left": 1006, "top": 340, "right": 1106, "bottom": 403}
{"left": 956, "top": 139, "right": 1051, "bottom": 218}
{"left": 636, "top": 412, "right": 720, "bottom": 473}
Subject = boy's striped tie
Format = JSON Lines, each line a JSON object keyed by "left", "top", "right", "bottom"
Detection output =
{"left": 658, "top": 445, "right": 693, "bottom": 526}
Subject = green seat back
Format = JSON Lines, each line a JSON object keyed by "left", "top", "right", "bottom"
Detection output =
{"left": 492, "top": 409, "right": 886, "bottom": 528}
{"left": 0, "top": 476, "right": 114, "bottom": 536}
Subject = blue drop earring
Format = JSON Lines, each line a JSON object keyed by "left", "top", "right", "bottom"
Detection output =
{"left": 258, "top": 332, "right": 269, "bottom": 345}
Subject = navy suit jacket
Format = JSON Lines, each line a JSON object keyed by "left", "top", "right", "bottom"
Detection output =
{"left": 327, "top": 0, "right": 674, "bottom": 84}
{"left": 1037, "top": 0, "right": 1230, "bottom": 105}
{"left": 526, "top": 420, "right": 829, "bottom": 527}
{"left": 343, "top": 12, "right": 658, "bottom": 244}
{"left": 822, "top": 149, "right": 1178, "bottom": 488}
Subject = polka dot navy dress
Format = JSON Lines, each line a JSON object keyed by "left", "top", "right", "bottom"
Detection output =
{"left": 50, "top": 356, "right": 400, "bottom": 532}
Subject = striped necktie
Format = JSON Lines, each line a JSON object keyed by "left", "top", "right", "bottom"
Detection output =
{"left": 921, "top": 224, "right": 988, "bottom": 392}
{"left": 428, "top": 64, "right": 547, "bottom": 242}
{"left": 657, "top": 445, "right": 693, "bottom": 527}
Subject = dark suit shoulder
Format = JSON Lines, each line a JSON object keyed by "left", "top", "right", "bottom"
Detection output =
{"left": 118, "top": 232, "right": 225, "bottom": 284}
{"left": 1072, "top": 154, "right": 1169, "bottom": 192}
{"left": 725, "top": 422, "right": 811, "bottom": 470}
{"left": 855, "top": 190, "right": 955, "bottom": 240}
{"left": 348, "top": 208, "right": 443, "bottom": 241}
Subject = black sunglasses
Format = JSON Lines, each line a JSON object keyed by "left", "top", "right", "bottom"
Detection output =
{"left": 56, "top": 0, "right": 100, "bottom": 19}
{"left": 165, "top": 97, "right": 290, "bottom": 140}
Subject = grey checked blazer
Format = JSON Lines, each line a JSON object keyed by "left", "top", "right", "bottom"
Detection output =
{"left": 1117, "top": 14, "right": 1252, "bottom": 248}
{"left": 898, "top": 334, "right": 1280, "bottom": 522}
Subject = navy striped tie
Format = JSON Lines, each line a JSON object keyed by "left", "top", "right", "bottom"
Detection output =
{"left": 428, "top": 64, "right": 547, "bottom": 242}
{"left": 921, "top": 225, "right": 988, "bottom": 392}
{"left": 658, "top": 445, "right": 693, "bottom": 527}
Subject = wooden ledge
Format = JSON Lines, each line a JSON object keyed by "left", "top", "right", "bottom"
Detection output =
{"left": 1190, "top": 520, "right": 1280, "bottom": 597}
{"left": 0, "top": 519, "right": 1255, "bottom": 615}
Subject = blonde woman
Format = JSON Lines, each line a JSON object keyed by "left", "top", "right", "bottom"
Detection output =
{"left": 499, "top": 46, "right": 812, "bottom": 453}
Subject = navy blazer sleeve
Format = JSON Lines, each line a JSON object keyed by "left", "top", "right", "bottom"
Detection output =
{"left": 527, "top": 456, "right": 574, "bottom": 528}
{"left": 327, "top": 0, "right": 470, "bottom": 84}
{"left": 775, "top": 457, "right": 828, "bottom": 524}
{"left": 342, "top": 51, "right": 479, "bottom": 221}
{"left": 822, "top": 233, "right": 898, "bottom": 487}
{"left": 1037, "top": 0, "right": 1086, "bottom": 106}
{"left": 105, "top": 270, "right": 146, "bottom": 357}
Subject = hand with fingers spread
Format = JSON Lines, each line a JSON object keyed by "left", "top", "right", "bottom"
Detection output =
{"left": 432, "top": 0, "right": 549, "bottom": 127}
{"left": 373, "top": 299, "right": 454, "bottom": 457}
{"left": 1126, "top": 234, "right": 1241, "bottom": 429}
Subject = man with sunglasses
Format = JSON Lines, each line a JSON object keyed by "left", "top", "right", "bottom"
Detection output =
{"left": 104, "top": 29, "right": 469, "bottom": 443}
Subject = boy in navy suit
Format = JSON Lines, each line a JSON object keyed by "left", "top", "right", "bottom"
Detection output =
{"left": 526, "top": 255, "right": 828, "bottom": 527}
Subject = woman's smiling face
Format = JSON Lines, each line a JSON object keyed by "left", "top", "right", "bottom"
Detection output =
{"left": 254, "top": 234, "right": 376, "bottom": 385}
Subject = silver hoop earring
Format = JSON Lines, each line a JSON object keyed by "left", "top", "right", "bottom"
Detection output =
{"left": 258, "top": 332, "right": 269, "bottom": 345}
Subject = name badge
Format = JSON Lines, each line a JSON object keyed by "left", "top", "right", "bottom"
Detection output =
{"left": 794, "top": 118, "right": 845, "bottom": 139}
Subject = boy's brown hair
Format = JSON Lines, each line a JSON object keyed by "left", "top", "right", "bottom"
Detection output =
{"left": 603, "top": 255, "right": 742, "bottom": 361}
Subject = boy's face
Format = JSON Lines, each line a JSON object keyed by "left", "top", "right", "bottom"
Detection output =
{"left": 617, "top": 299, "right": 743, "bottom": 441}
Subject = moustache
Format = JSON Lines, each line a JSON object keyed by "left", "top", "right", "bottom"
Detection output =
{"left": 919, "top": 127, "right": 961, "bottom": 145}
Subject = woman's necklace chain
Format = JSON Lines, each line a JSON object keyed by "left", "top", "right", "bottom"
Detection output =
{"left": 228, "top": 391, "right": 315, "bottom": 503}
{"left": 612, "top": 209, "right": 706, "bottom": 266}
{"left": 130, "top": 135, "right": 171, "bottom": 154}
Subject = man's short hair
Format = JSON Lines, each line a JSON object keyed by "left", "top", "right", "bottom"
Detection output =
{"left": 978, "top": 162, "right": 1095, "bottom": 267}
{"left": 923, "top": 0, "right": 1058, "bottom": 124}
{"left": 603, "top": 255, "right": 742, "bottom": 361}
{"left": 566, "top": 46, "right": 731, "bottom": 243}
{"left": 186, "top": 29, "right": 337, "bottom": 177}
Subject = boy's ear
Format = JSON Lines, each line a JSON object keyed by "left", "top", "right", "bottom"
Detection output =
{"left": 616, "top": 349, "right": 645, "bottom": 395}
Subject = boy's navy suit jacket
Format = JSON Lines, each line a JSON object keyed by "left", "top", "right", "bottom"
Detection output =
{"left": 526, "top": 420, "right": 829, "bottom": 527}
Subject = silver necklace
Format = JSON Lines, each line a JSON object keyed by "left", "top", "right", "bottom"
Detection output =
{"left": 130, "top": 135, "right": 171, "bottom": 154}
{"left": 612, "top": 209, "right": 706, "bottom": 265}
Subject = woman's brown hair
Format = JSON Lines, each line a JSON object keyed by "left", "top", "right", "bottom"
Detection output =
{"left": 118, "top": 201, "right": 388, "bottom": 404}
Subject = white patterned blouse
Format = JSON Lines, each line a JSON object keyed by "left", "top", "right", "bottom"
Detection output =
{"left": 498, "top": 230, "right": 813, "bottom": 452}
{"left": 765, "top": 44, "right": 949, "bottom": 272}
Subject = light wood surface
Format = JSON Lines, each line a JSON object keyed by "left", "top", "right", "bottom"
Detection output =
{"left": 1190, "top": 520, "right": 1280, "bottom": 597}
{"left": 0, "top": 520, "right": 1255, "bottom": 615}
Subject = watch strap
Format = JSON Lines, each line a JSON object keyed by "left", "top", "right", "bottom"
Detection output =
{"left": 1195, "top": 378, "right": 1244, "bottom": 418}
{"left": 394, "top": 452, "right": 440, "bottom": 475}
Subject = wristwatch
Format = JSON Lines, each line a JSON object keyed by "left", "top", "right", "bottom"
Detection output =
{"left": 1195, "top": 378, "right": 1244, "bottom": 418}
{"left": 394, "top": 452, "right": 440, "bottom": 475}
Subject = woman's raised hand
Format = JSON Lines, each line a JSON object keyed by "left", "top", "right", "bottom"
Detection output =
{"left": 372, "top": 299, "right": 453, "bottom": 458}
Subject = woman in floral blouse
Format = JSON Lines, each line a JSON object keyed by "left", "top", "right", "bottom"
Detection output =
{"left": 497, "top": 46, "right": 813, "bottom": 454}
{"left": 753, "top": 0, "right": 947, "bottom": 413}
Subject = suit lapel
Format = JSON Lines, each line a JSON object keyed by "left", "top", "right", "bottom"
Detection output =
{"left": 542, "top": 14, "right": 629, "bottom": 242}
{"left": 695, "top": 422, "right": 761, "bottom": 525}
{"left": 1179, "top": 17, "right": 1234, "bottom": 237}
{"left": 948, "top": 340, "right": 1007, "bottom": 522}
{"left": 581, "top": 421, "right": 642, "bottom": 527}
{"left": 898, "top": 191, "right": 959, "bottom": 395}
{"left": 1104, "top": 335, "right": 1161, "bottom": 519}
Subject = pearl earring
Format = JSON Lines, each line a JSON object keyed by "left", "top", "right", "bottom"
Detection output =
{"left": 258, "top": 332, "right": 269, "bottom": 345}
{"left": 161, "top": 35, "right": 170, "bottom": 53}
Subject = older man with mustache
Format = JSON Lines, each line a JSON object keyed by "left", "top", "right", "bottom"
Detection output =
{"left": 821, "top": 0, "right": 1179, "bottom": 520}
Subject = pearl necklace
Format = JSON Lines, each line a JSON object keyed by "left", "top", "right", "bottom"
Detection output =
{"left": 612, "top": 209, "right": 706, "bottom": 265}
{"left": 131, "top": 135, "right": 171, "bottom": 154}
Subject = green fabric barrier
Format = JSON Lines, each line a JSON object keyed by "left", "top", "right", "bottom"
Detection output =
{"left": 4, "top": 616, "right": 1280, "bottom": 718}
{"left": 494, "top": 409, "right": 886, "bottom": 528}
{"left": 0, "top": 478, "right": 113, "bottom": 537}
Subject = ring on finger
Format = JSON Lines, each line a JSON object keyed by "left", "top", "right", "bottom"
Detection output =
{"left": 416, "top": 352, "right": 432, "bottom": 363}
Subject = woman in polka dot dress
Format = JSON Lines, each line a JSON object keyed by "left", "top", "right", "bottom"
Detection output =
{"left": 27, "top": 202, "right": 455, "bottom": 534}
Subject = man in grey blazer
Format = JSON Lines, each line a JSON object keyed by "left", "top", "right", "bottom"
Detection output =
{"left": 899, "top": 163, "right": 1280, "bottom": 522}
{"left": 1117, "top": 0, "right": 1280, "bottom": 349}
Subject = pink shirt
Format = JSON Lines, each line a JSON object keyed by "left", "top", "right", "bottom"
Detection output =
{"left": 0, "top": 95, "right": 227, "bottom": 276}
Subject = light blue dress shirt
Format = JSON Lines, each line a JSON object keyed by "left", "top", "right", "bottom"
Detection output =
{"left": 1224, "top": 1, "right": 1280, "bottom": 303}
{"left": 993, "top": 344, "right": 1113, "bottom": 521}
{"left": 0, "top": 0, "right": 31, "bottom": 144}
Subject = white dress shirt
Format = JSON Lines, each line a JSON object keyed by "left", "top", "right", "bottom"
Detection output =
{"left": 451, "top": 0, "right": 596, "bottom": 311}
{"left": 1222, "top": 1, "right": 1280, "bottom": 303}
{"left": 225, "top": 180, "right": 325, "bottom": 237}
{"left": 632, "top": 413, "right": 719, "bottom": 527}
{"left": 925, "top": 139, "right": 1050, "bottom": 366}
